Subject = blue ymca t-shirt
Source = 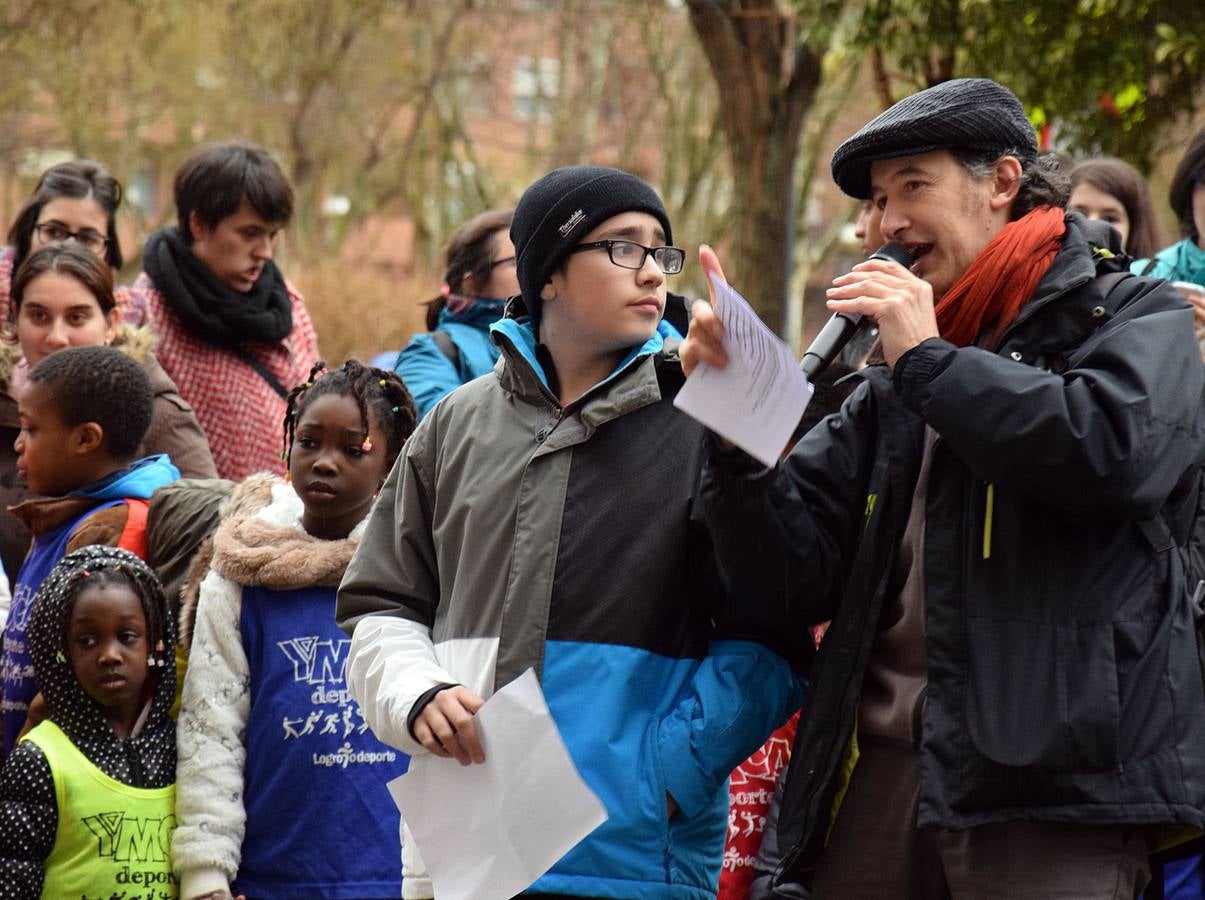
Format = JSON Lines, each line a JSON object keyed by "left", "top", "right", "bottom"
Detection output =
{"left": 236, "top": 583, "right": 408, "bottom": 898}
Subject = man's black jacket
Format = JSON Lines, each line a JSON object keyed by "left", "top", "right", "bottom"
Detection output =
{"left": 702, "top": 215, "right": 1205, "bottom": 886}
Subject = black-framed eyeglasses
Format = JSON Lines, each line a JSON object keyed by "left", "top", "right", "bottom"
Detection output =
{"left": 34, "top": 222, "right": 109, "bottom": 255}
{"left": 488, "top": 255, "right": 515, "bottom": 269}
{"left": 570, "top": 240, "right": 684, "bottom": 275}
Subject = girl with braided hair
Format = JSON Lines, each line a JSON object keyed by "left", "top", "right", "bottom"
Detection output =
{"left": 173, "top": 359, "right": 416, "bottom": 900}
{"left": 0, "top": 545, "right": 177, "bottom": 898}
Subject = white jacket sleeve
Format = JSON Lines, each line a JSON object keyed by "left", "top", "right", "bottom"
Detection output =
{"left": 172, "top": 569, "right": 248, "bottom": 896}
{"left": 339, "top": 435, "right": 462, "bottom": 759}
{"left": 346, "top": 615, "right": 458, "bottom": 757}
{"left": 0, "top": 556, "right": 11, "bottom": 632}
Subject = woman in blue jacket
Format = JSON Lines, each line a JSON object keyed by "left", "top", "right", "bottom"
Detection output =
{"left": 395, "top": 208, "right": 519, "bottom": 418}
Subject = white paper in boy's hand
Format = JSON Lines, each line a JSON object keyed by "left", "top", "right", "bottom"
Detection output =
{"left": 387, "top": 668, "right": 607, "bottom": 900}
{"left": 675, "top": 273, "right": 814, "bottom": 467}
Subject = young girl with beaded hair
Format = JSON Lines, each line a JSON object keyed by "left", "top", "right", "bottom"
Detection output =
{"left": 173, "top": 360, "right": 417, "bottom": 900}
{"left": 0, "top": 545, "right": 177, "bottom": 898}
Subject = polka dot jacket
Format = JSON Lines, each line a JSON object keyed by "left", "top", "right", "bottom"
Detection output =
{"left": 0, "top": 545, "right": 177, "bottom": 898}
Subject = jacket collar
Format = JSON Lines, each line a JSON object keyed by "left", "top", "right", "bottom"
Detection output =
{"left": 210, "top": 476, "right": 366, "bottom": 589}
{"left": 996, "top": 213, "right": 1119, "bottom": 359}
{"left": 9, "top": 455, "right": 180, "bottom": 531}
{"left": 437, "top": 297, "right": 507, "bottom": 330}
{"left": 489, "top": 317, "right": 668, "bottom": 415}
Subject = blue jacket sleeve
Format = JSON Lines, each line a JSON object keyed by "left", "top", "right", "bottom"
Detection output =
{"left": 0, "top": 741, "right": 55, "bottom": 899}
{"left": 395, "top": 333, "right": 462, "bottom": 419}
{"left": 656, "top": 639, "right": 803, "bottom": 818}
{"left": 654, "top": 472, "right": 808, "bottom": 819}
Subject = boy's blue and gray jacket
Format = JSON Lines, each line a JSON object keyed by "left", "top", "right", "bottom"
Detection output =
{"left": 338, "top": 318, "right": 805, "bottom": 900}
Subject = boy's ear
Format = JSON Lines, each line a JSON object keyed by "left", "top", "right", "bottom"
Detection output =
{"left": 71, "top": 421, "right": 106, "bottom": 457}
{"left": 187, "top": 211, "right": 211, "bottom": 244}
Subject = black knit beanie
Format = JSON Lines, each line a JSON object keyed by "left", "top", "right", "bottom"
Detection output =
{"left": 831, "top": 78, "right": 1038, "bottom": 199}
{"left": 511, "top": 165, "right": 673, "bottom": 329}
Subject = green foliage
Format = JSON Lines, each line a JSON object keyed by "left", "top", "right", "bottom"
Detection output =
{"left": 850, "top": 0, "right": 1205, "bottom": 169}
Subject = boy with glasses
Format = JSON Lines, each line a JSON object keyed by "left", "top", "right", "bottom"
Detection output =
{"left": 338, "top": 165, "right": 803, "bottom": 900}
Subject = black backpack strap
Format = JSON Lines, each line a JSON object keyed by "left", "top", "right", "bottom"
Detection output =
{"left": 431, "top": 329, "right": 461, "bottom": 371}
{"left": 236, "top": 349, "right": 289, "bottom": 399}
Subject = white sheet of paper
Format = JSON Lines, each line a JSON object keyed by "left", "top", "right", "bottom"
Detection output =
{"left": 674, "top": 273, "right": 814, "bottom": 466}
{"left": 387, "top": 668, "right": 608, "bottom": 900}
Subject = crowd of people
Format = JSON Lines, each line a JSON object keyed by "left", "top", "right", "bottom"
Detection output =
{"left": 0, "top": 74, "right": 1201, "bottom": 900}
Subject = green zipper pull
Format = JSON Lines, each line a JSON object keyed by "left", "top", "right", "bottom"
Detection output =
{"left": 982, "top": 482, "right": 995, "bottom": 560}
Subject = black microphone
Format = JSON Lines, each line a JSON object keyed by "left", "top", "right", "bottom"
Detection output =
{"left": 799, "top": 241, "right": 913, "bottom": 380}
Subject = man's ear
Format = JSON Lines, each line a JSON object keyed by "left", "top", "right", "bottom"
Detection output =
{"left": 72, "top": 422, "right": 105, "bottom": 457}
{"left": 990, "top": 156, "right": 1025, "bottom": 211}
{"left": 540, "top": 280, "right": 557, "bottom": 302}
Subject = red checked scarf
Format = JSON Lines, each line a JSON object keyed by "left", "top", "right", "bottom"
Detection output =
{"left": 934, "top": 206, "right": 1067, "bottom": 348}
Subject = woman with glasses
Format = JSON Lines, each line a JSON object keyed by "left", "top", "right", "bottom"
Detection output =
{"left": 393, "top": 208, "right": 519, "bottom": 418}
{"left": 1, "top": 160, "right": 144, "bottom": 326}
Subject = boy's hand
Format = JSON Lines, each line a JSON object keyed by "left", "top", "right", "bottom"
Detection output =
{"left": 680, "top": 245, "right": 730, "bottom": 377}
{"left": 413, "top": 686, "right": 486, "bottom": 765}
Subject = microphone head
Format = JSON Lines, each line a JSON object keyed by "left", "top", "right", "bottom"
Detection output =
{"left": 869, "top": 241, "right": 913, "bottom": 268}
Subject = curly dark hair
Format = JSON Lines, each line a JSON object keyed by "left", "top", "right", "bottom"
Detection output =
{"left": 952, "top": 148, "right": 1070, "bottom": 220}
{"left": 28, "top": 345, "right": 153, "bottom": 460}
{"left": 282, "top": 359, "right": 418, "bottom": 470}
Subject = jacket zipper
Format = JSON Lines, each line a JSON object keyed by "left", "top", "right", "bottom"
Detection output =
{"left": 982, "top": 482, "right": 994, "bottom": 560}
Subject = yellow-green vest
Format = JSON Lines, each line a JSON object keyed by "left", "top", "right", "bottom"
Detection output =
{"left": 23, "top": 720, "right": 177, "bottom": 899}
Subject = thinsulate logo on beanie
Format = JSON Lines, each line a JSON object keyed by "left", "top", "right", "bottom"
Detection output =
{"left": 558, "top": 208, "right": 585, "bottom": 238}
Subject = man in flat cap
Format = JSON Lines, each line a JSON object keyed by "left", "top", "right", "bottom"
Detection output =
{"left": 682, "top": 77, "right": 1205, "bottom": 897}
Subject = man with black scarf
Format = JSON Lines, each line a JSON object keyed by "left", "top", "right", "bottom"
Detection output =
{"left": 134, "top": 141, "right": 320, "bottom": 479}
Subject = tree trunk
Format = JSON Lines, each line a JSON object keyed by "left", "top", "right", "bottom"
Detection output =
{"left": 686, "top": 0, "right": 827, "bottom": 335}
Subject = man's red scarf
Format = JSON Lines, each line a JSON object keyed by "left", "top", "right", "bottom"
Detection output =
{"left": 934, "top": 206, "right": 1066, "bottom": 348}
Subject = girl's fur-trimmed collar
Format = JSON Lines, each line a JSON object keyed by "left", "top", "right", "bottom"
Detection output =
{"left": 209, "top": 473, "right": 368, "bottom": 589}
